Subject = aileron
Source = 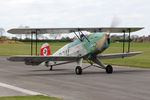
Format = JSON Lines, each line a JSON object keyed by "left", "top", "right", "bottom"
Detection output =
{"left": 97, "top": 52, "right": 142, "bottom": 59}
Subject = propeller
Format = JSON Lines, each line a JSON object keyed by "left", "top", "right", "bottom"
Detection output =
{"left": 96, "top": 17, "right": 121, "bottom": 50}
{"left": 107, "top": 16, "right": 121, "bottom": 35}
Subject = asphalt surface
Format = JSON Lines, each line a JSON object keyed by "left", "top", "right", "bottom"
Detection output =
{"left": 0, "top": 56, "right": 150, "bottom": 100}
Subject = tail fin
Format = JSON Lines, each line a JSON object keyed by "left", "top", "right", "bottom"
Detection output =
{"left": 40, "top": 43, "right": 51, "bottom": 56}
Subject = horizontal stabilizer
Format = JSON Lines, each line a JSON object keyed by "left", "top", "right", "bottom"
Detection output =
{"left": 7, "top": 27, "right": 144, "bottom": 34}
{"left": 97, "top": 52, "right": 142, "bottom": 59}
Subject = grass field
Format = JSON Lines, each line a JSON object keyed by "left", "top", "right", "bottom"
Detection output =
{"left": 0, "top": 95, "right": 62, "bottom": 100}
{"left": 0, "top": 42, "right": 66, "bottom": 56}
{"left": 102, "top": 43, "right": 150, "bottom": 68}
{"left": 0, "top": 42, "right": 149, "bottom": 68}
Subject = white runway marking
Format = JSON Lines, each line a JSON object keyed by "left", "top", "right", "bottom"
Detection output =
{"left": 0, "top": 82, "right": 44, "bottom": 95}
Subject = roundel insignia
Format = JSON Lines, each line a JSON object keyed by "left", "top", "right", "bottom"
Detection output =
{"left": 43, "top": 48, "right": 48, "bottom": 56}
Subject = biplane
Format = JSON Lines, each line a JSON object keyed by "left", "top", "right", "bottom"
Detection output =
{"left": 7, "top": 27, "right": 143, "bottom": 75}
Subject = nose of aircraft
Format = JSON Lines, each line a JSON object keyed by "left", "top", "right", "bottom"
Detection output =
{"left": 96, "top": 33, "right": 109, "bottom": 51}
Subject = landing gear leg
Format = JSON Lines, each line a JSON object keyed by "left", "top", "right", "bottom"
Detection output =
{"left": 92, "top": 57, "right": 113, "bottom": 74}
{"left": 45, "top": 61, "right": 53, "bottom": 71}
{"left": 75, "top": 58, "right": 83, "bottom": 75}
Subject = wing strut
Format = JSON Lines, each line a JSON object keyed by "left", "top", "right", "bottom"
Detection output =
{"left": 80, "top": 31, "right": 90, "bottom": 42}
{"left": 122, "top": 30, "right": 125, "bottom": 53}
{"left": 30, "top": 29, "right": 39, "bottom": 56}
{"left": 122, "top": 28, "right": 131, "bottom": 55}
{"left": 31, "top": 32, "right": 33, "bottom": 56}
{"left": 73, "top": 31, "right": 81, "bottom": 41}
{"left": 35, "top": 30, "right": 38, "bottom": 56}
{"left": 73, "top": 29, "right": 90, "bottom": 42}
{"left": 128, "top": 29, "right": 131, "bottom": 53}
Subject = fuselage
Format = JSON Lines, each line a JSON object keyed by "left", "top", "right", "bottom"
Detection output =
{"left": 53, "top": 32, "right": 110, "bottom": 59}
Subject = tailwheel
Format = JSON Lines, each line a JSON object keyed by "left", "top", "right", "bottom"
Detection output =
{"left": 75, "top": 66, "right": 82, "bottom": 75}
{"left": 50, "top": 65, "right": 53, "bottom": 71}
{"left": 106, "top": 65, "right": 113, "bottom": 74}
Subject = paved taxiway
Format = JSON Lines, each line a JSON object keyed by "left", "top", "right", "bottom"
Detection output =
{"left": 0, "top": 56, "right": 150, "bottom": 100}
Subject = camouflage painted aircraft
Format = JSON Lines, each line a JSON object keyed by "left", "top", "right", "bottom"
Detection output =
{"left": 7, "top": 27, "right": 143, "bottom": 75}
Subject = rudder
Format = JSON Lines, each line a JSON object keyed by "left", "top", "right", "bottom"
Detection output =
{"left": 40, "top": 43, "right": 51, "bottom": 56}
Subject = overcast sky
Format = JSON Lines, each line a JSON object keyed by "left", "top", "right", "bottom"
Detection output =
{"left": 0, "top": 0, "right": 149, "bottom": 36}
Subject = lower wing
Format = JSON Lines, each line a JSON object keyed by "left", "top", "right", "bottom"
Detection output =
{"left": 7, "top": 52, "right": 142, "bottom": 65}
{"left": 97, "top": 52, "right": 142, "bottom": 59}
{"left": 8, "top": 56, "right": 81, "bottom": 65}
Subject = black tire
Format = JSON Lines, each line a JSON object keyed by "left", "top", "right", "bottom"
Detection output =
{"left": 50, "top": 65, "right": 53, "bottom": 71}
{"left": 106, "top": 65, "right": 113, "bottom": 74}
{"left": 75, "top": 66, "right": 82, "bottom": 75}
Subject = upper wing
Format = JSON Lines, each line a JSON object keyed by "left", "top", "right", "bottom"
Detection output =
{"left": 7, "top": 27, "right": 144, "bottom": 34}
{"left": 97, "top": 52, "right": 142, "bottom": 59}
{"left": 8, "top": 56, "right": 81, "bottom": 65}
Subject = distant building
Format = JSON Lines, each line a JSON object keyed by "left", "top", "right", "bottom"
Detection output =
{"left": 132, "top": 35, "right": 150, "bottom": 42}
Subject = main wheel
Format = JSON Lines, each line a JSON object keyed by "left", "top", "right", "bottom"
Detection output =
{"left": 75, "top": 66, "right": 82, "bottom": 75}
{"left": 106, "top": 65, "right": 113, "bottom": 74}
